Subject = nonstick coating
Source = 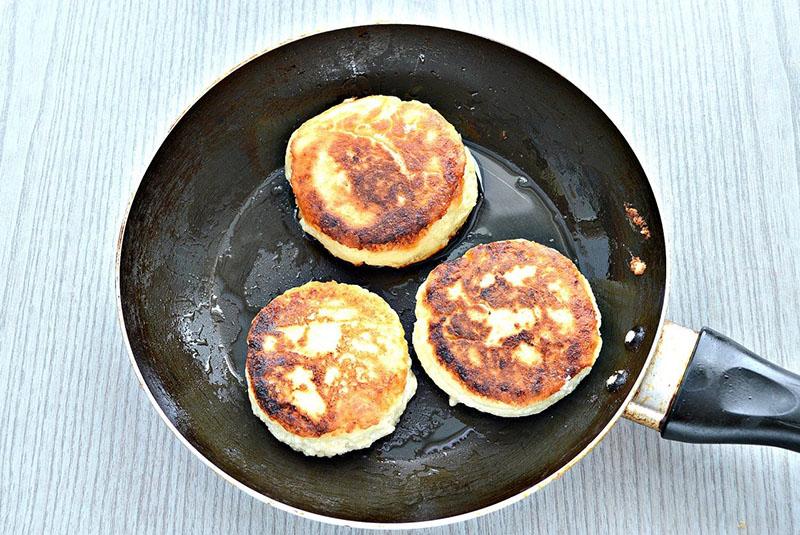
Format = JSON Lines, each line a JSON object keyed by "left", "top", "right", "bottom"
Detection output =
{"left": 119, "top": 25, "right": 667, "bottom": 524}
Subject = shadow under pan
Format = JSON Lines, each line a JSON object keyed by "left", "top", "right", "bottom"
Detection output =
{"left": 119, "top": 25, "right": 667, "bottom": 523}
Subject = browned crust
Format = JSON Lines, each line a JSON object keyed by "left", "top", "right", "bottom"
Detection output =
{"left": 420, "top": 240, "right": 601, "bottom": 406}
{"left": 288, "top": 97, "right": 467, "bottom": 250}
{"left": 246, "top": 283, "right": 407, "bottom": 438}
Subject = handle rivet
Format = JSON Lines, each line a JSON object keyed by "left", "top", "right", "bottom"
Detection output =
{"left": 624, "top": 326, "right": 646, "bottom": 351}
{"left": 606, "top": 369, "right": 629, "bottom": 392}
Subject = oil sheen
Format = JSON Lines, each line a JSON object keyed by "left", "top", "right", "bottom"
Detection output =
{"left": 202, "top": 141, "right": 575, "bottom": 462}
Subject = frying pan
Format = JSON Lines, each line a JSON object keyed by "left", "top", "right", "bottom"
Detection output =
{"left": 116, "top": 24, "right": 800, "bottom": 528}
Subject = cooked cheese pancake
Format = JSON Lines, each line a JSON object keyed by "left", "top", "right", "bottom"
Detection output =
{"left": 413, "top": 239, "right": 602, "bottom": 417}
{"left": 285, "top": 95, "right": 479, "bottom": 267}
{"left": 246, "top": 281, "right": 416, "bottom": 456}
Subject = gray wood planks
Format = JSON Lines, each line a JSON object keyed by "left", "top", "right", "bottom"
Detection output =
{"left": 1, "top": 1, "right": 798, "bottom": 533}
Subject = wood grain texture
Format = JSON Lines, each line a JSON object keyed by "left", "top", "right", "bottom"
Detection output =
{"left": 1, "top": 0, "right": 799, "bottom": 533}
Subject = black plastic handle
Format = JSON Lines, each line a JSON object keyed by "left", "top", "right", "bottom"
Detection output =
{"left": 661, "top": 328, "right": 800, "bottom": 451}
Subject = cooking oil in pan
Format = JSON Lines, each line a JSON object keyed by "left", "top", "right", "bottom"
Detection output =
{"left": 206, "top": 141, "right": 576, "bottom": 459}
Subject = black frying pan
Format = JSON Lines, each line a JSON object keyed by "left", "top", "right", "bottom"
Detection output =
{"left": 117, "top": 25, "right": 800, "bottom": 528}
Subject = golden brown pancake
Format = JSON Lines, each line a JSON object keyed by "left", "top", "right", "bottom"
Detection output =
{"left": 246, "top": 281, "right": 416, "bottom": 456}
{"left": 412, "top": 239, "right": 602, "bottom": 417}
{"left": 285, "top": 95, "right": 479, "bottom": 267}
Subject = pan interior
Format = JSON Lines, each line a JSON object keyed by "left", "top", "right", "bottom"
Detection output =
{"left": 119, "top": 25, "right": 666, "bottom": 523}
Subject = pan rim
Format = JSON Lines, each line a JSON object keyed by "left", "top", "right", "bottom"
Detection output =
{"left": 115, "top": 21, "right": 672, "bottom": 530}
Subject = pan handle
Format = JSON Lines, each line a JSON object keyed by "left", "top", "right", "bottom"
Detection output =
{"left": 623, "top": 321, "right": 800, "bottom": 452}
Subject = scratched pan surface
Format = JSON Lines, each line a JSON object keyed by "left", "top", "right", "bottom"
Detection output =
{"left": 118, "top": 25, "right": 666, "bottom": 525}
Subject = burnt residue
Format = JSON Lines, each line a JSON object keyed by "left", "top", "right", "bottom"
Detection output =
{"left": 629, "top": 255, "right": 647, "bottom": 275}
{"left": 624, "top": 203, "right": 652, "bottom": 239}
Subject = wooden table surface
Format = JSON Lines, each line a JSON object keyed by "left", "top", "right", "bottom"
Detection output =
{"left": 2, "top": 1, "right": 799, "bottom": 533}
